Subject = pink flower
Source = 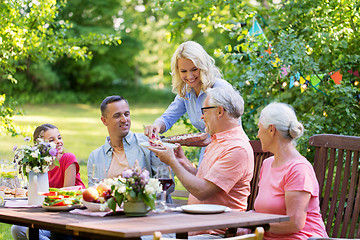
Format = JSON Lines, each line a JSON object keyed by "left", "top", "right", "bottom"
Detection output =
{"left": 122, "top": 169, "right": 133, "bottom": 178}
{"left": 49, "top": 148, "right": 58, "bottom": 156}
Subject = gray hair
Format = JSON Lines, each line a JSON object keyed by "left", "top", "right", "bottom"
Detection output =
{"left": 206, "top": 87, "right": 244, "bottom": 119}
{"left": 259, "top": 102, "right": 304, "bottom": 141}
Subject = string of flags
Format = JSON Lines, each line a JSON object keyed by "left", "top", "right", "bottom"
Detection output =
{"left": 247, "top": 17, "right": 360, "bottom": 94}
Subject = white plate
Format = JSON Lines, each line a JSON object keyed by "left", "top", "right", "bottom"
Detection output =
{"left": 140, "top": 142, "right": 178, "bottom": 149}
{"left": 82, "top": 200, "right": 110, "bottom": 212}
{"left": 180, "top": 204, "right": 227, "bottom": 214}
{"left": 42, "top": 204, "right": 82, "bottom": 211}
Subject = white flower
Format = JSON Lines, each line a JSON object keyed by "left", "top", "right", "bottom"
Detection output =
{"left": 144, "top": 185, "right": 155, "bottom": 195}
{"left": 49, "top": 142, "right": 56, "bottom": 148}
{"left": 26, "top": 166, "right": 31, "bottom": 173}
{"left": 116, "top": 185, "right": 126, "bottom": 194}
{"left": 44, "top": 156, "right": 53, "bottom": 163}
{"left": 33, "top": 167, "right": 41, "bottom": 173}
{"left": 30, "top": 149, "right": 40, "bottom": 158}
{"left": 147, "top": 178, "right": 162, "bottom": 193}
{"left": 18, "top": 151, "right": 25, "bottom": 160}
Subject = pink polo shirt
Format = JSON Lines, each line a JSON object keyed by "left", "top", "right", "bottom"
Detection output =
{"left": 254, "top": 156, "right": 328, "bottom": 239}
{"left": 188, "top": 126, "right": 254, "bottom": 235}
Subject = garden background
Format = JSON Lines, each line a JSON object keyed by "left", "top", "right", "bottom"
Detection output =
{"left": 0, "top": 0, "right": 359, "bottom": 238}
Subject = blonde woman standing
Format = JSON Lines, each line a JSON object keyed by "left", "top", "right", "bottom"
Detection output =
{"left": 144, "top": 41, "right": 233, "bottom": 165}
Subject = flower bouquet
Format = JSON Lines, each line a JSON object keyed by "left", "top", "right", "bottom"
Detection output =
{"left": 13, "top": 137, "right": 58, "bottom": 176}
{"left": 103, "top": 162, "right": 162, "bottom": 213}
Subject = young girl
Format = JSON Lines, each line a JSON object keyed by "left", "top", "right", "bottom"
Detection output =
{"left": 12, "top": 123, "right": 85, "bottom": 240}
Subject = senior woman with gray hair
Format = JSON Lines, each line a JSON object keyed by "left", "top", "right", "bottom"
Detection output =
{"left": 253, "top": 102, "right": 328, "bottom": 239}
{"left": 149, "top": 86, "right": 254, "bottom": 239}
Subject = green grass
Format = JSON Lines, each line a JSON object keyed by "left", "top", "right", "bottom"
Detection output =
{"left": 0, "top": 103, "right": 188, "bottom": 239}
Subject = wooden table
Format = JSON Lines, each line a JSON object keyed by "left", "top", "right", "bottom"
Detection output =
{"left": 0, "top": 206, "right": 289, "bottom": 239}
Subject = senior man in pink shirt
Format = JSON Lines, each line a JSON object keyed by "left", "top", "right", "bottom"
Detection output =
{"left": 149, "top": 86, "right": 254, "bottom": 239}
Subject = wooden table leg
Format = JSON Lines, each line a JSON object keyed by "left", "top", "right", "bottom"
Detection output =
{"left": 176, "top": 232, "right": 188, "bottom": 239}
{"left": 28, "top": 227, "right": 39, "bottom": 240}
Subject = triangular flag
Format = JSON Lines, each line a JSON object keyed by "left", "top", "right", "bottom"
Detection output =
{"left": 271, "top": 57, "right": 280, "bottom": 67}
{"left": 349, "top": 69, "right": 359, "bottom": 77}
{"left": 295, "top": 72, "right": 300, "bottom": 81}
{"left": 249, "top": 19, "right": 264, "bottom": 36}
{"left": 310, "top": 75, "right": 321, "bottom": 92}
{"left": 299, "top": 76, "right": 306, "bottom": 93}
{"left": 299, "top": 76, "right": 310, "bottom": 93}
{"left": 290, "top": 76, "right": 294, "bottom": 88}
{"left": 280, "top": 66, "right": 289, "bottom": 78}
{"left": 330, "top": 70, "right": 342, "bottom": 84}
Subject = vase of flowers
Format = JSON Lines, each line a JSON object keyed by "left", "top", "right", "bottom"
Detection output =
{"left": 13, "top": 137, "right": 57, "bottom": 205}
{"left": 103, "top": 161, "right": 162, "bottom": 217}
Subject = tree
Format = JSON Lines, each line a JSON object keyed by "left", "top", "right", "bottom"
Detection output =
{"left": 155, "top": 0, "right": 360, "bottom": 158}
{"left": 0, "top": 0, "right": 121, "bottom": 136}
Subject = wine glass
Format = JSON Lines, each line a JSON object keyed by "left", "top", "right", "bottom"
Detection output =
{"left": 154, "top": 166, "right": 174, "bottom": 211}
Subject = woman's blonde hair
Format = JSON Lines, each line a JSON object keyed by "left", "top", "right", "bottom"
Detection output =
{"left": 170, "top": 41, "right": 222, "bottom": 98}
{"left": 259, "top": 102, "right": 304, "bottom": 143}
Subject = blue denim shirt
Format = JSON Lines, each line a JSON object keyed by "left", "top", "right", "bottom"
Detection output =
{"left": 87, "top": 130, "right": 168, "bottom": 187}
{"left": 156, "top": 78, "right": 233, "bottom": 133}
{"left": 156, "top": 78, "right": 238, "bottom": 165}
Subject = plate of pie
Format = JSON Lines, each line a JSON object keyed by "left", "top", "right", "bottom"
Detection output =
{"left": 180, "top": 204, "right": 227, "bottom": 214}
{"left": 162, "top": 133, "right": 208, "bottom": 145}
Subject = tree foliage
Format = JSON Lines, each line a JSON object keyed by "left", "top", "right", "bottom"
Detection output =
{"left": 155, "top": 0, "right": 360, "bottom": 158}
{"left": 0, "top": 0, "right": 120, "bottom": 135}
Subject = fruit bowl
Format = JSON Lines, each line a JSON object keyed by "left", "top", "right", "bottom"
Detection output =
{"left": 82, "top": 200, "right": 110, "bottom": 212}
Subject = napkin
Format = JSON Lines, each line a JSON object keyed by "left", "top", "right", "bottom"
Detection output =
{"left": 5, "top": 200, "right": 41, "bottom": 208}
{"left": 69, "top": 208, "right": 124, "bottom": 217}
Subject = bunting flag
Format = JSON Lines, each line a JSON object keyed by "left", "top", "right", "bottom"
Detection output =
{"left": 348, "top": 69, "right": 359, "bottom": 77}
{"left": 289, "top": 72, "right": 300, "bottom": 88}
{"left": 249, "top": 18, "right": 265, "bottom": 37}
{"left": 280, "top": 66, "right": 290, "bottom": 78}
{"left": 310, "top": 75, "right": 322, "bottom": 92}
{"left": 300, "top": 75, "right": 310, "bottom": 93}
{"left": 330, "top": 70, "right": 342, "bottom": 85}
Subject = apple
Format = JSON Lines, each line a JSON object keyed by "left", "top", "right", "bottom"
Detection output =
{"left": 82, "top": 187, "right": 99, "bottom": 202}
{"left": 96, "top": 182, "right": 111, "bottom": 196}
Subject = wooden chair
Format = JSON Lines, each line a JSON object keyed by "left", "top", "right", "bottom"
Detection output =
{"left": 247, "top": 140, "right": 273, "bottom": 211}
{"left": 153, "top": 227, "right": 265, "bottom": 240}
{"left": 309, "top": 134, "right": 360, "bottom": 239}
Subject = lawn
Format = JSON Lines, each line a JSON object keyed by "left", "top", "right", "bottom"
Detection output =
{"left": 0, "top": 103, "right": 188, "bottom": 239}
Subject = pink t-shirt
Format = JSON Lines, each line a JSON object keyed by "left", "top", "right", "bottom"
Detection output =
{"left": 188, "top": 126, "right": 254, "bottom": 235}
{"left": 48, "top": 153, "right": 85, "bottom": 189}
{"left": 254, "top": 156, "right": 328, "bottom": 239}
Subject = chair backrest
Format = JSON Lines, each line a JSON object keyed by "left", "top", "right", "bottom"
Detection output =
{"left": 309, "top": 134, "right": 360, "bottom": 239}
{"left": 153, "top": 227, "right": 264, "bottom": 240}
{"left": 247, "top": 140, "right": 273, "bottom": 211}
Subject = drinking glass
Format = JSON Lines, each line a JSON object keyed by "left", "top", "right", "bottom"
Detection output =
{"left": 91, "top": 163, "right": 106, "bottom": 185}
{"left": 154, "top": 166, "right": 174, "bottom": 211}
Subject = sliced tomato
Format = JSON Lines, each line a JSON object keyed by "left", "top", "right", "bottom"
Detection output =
{"left": 51, "top": 201, "right": 67, "bottom": 206}
{"left": 40, "top": 191, "right": 58, "bottom": 196}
